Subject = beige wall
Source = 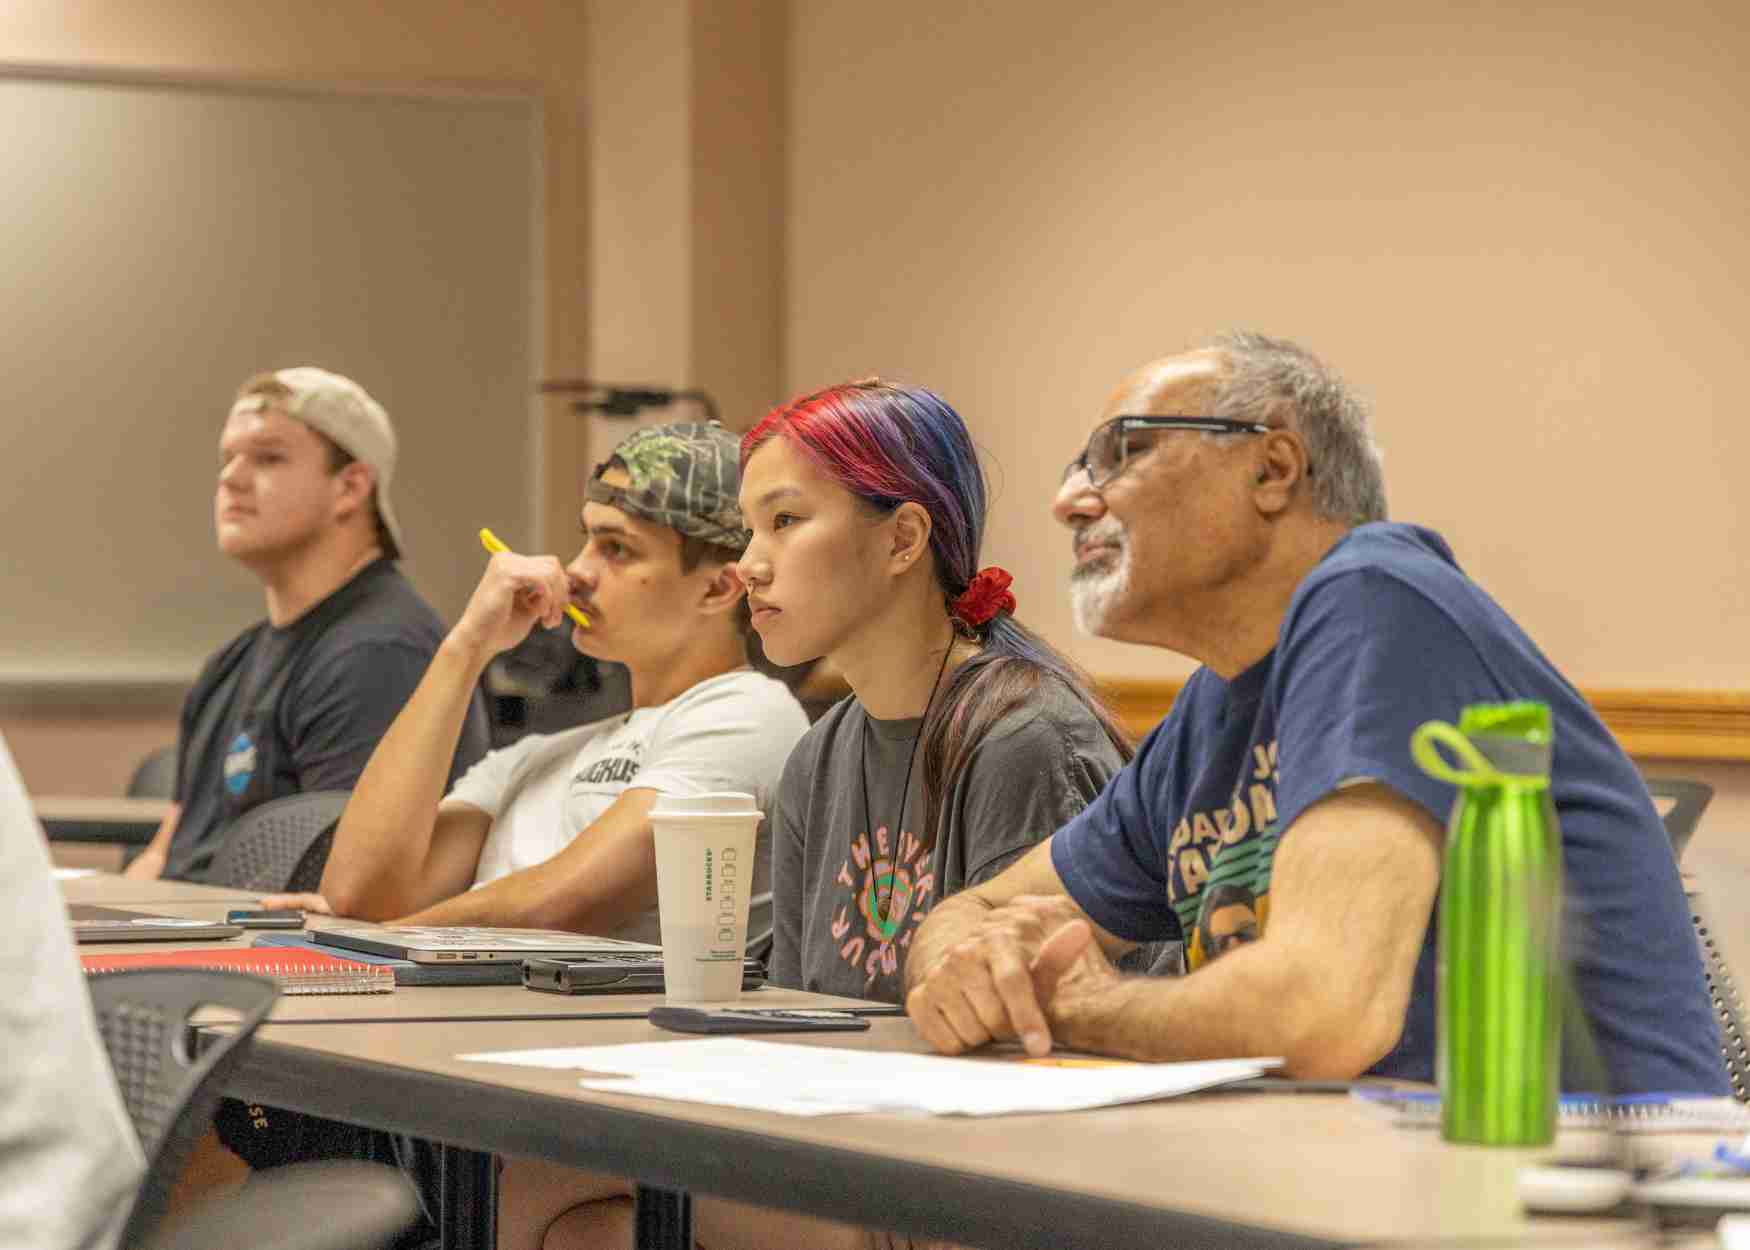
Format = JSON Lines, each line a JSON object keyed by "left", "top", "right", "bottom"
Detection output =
{"left": 4, "top": 0, "right": 1745, "bottom": 837}
{"left": 785, "top": 0, "right": 1750, "bottom": 693}
{"left": 0, "top": 0, "right": 786, "bottom": 792}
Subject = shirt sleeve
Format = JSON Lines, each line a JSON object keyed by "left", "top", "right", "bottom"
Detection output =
{"left": 1051, "top": 715, "right": 1185, "bottom": 943}
{"left": 1269, "top": 566, "right": 1513, "bottom": 839}
{"left": 953, "top": 701, "right": 1124, "bottom": 889}
{"left": 283, "top": 637, "right": 437, "bottom": 794}
{"left": 632, "top": 678, "right": 807, "bottom": 802}
{"left": 443, "top": 736, "right": 524, "bottom": 817}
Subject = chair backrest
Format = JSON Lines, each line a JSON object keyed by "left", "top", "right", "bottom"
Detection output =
{"left": 204, "top": 790, "right": 350, "bottom": 892}
{"left": 1690, "top": 891, "right": 1750, "bottom": 1103}
{"left": 126, "top": 744, "right": 178, "bottom": 800}
{"left": 745, "top": 890, "right": 775, "bottom": 965}
{"left": 1645, "top": 776, "right": 1715, "bottom": 862}
{"left": 87, "top": 968, "right": 280, "bottom": 1246}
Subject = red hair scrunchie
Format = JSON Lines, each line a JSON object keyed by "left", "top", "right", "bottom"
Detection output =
{"left": 951, "top": 567, "right": 1016, "bottom": 628}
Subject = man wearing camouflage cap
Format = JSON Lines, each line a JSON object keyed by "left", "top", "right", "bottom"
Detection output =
{"left": 283, "top": 421, "right": 808, "bottom": 944}
{"left": 128, "top": 366, "right": 489, "bottom": 882}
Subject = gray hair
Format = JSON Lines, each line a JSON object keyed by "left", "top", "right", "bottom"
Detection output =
{"left": 1207, "top": 330, "right": 1387, "bottom": 526}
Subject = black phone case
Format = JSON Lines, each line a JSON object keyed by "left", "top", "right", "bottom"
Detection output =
{"left": 523, "top": 957, "right": 668, "bottom": 995}
{"left": 648, "top": 1006, "right": 870, "bottom": 1034}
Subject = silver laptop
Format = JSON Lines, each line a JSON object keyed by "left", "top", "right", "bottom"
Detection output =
{"left": 307, "top": 918, "right": 661, "bottom": 965}
{"left": 68, "top": 903, "right": 243, "bottom": 943}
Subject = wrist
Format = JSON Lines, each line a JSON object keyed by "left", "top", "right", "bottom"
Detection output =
{"left": 1049, "top": 972, "right": 1146, "bottom": 1057}
{"left": 440, "top": 627, "right": 498, "bottom": 672}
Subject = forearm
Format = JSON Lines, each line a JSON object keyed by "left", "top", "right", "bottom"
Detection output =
{"left": 395, "top": 856, "right": 642, "bottom": 934}
{"left": 121, "top": 805, "right": 179, "bottom": 880}
{"left": 121, "top": 847, "right": 165, "bottom": 880}
{"left": 320, "top": 635, "right": 490, "bottom": 917}
{"left": 1050, "top": 941, "right": 1399, "bottom": 1077}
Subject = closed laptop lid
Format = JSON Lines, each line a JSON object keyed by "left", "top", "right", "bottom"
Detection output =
{"left": 308, "top": 919, "right": 660, "bottom": 964}
{"left": 68, "top": 903, "right": 243, "bottom": 943}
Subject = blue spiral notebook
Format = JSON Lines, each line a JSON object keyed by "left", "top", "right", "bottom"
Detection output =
{"left": 1352, "top": 1087, "right": 1750, "bottom": 1134}
{"left": 252, "top": 933, "right": 520, "bottom": 986}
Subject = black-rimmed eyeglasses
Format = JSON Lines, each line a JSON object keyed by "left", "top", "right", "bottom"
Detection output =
{"left": 1061, "top": 416, "right": 1286, "bottom": 489}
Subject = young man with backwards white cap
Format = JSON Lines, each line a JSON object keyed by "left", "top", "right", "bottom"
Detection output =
{"left": 126, "top": 367, "right": 489, "bottom": 882}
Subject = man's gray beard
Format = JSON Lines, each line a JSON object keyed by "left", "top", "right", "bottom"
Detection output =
{"left": 1070, "top": 545, "right": 1129, "bottom": 636}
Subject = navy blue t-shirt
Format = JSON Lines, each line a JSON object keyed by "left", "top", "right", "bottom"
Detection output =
{"left": 1052, "top": 522, "right": 1726, "bottom": 1094}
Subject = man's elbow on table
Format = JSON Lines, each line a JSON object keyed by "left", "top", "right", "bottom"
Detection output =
{"left": 1270, "top": 959, "right": 1412, "bottom": 1080}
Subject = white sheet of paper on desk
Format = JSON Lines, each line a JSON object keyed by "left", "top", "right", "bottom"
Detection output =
{"left": 457, "top": 1038, "right": 1277, "bottom": 1117}
{"left": 51, "top": 868, "right": 97, "bottom": 880}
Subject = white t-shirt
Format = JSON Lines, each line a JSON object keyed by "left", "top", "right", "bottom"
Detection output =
{"left": 0, "top": 734, "right": 145, "bottom": 1250}
{"left": 446, "top": 668, "right": 809, "bottom": 945}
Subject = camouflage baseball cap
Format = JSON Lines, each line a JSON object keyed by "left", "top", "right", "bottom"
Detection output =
{"left": 585, "top": 420, "right": 748, "bottom": 551}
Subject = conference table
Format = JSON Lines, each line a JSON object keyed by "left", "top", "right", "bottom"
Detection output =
{"left": 69, "top": 874, "right": 1721, "bottom": 1250}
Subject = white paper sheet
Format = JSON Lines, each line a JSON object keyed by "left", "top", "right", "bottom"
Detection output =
{"left": 458, "top": 1038, "right": 1278, "bottom": 1117}
{"left": 51, "top": 868, "right": 97, "bottom": 880}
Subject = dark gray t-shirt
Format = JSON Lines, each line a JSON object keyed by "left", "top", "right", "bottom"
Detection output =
{"left": 770, "top": 680, "right": 1125, "bottom": 1003}
{"left": 165, "top": 559, "right": 490, "bottom": 881}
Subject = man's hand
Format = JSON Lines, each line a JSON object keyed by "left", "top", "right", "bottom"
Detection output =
{"left": 450, "top": 550, "right": 575, "bottom": 661}
{"left": 254, "top": 891, "right": 334, "bottom": 915}
{"left": 906, "top": 894, "right": 1098, "bottom": 1057}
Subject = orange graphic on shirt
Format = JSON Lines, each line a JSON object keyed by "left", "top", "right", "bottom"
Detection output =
{"left": 830, "top": 824, "right": 936, "bottom": 989}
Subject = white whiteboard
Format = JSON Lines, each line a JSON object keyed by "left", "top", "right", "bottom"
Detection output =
{"left": 0, "top": 73, "right": 537, "bottom": 691}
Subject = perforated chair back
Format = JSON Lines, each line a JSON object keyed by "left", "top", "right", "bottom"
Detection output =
{"left": 1646, "top": 776, "right": 1715, "bottom": 862}
{"left": 127, "top": 744, "right": 178, "bottom": 800}
{"left": 1690, "top": 891, "right": 1750, "bottom": 1103}
{"left": 205, "top": 790, "right": 350, "bottom": 892}
{"left": 88, "top": 968, "right": 280, "bottom": 1246}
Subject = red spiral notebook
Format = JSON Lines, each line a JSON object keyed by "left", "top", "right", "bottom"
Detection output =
{"left": 81, "top": 946, "right": 395, "bottom": 996}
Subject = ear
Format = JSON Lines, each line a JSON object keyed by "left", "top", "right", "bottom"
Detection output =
{"left": 694, "top": 559, "right": 745, "bottom": 619}
{"left": 887, "top": 501, "right": 933, "bottom": 576}
{"left": 331, "top": 461, "right": 375, "bottom": 524}
{"left": 1251, "top": 431, "right": 1308, "bottom": 517}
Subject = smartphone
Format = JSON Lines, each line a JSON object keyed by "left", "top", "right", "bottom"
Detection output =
{"left": 524, "top": 954, "right": 767, "bottom": 995}
{"left": 649, "top": 1006, "right": 871, "bottom": 1034}
{"left": 225, "top": 909, "right": 306, "bottom": 929}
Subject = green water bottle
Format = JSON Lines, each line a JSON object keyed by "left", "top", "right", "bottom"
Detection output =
{"left": 1411, "top": 701, "right": 1563, "bottom": 1146}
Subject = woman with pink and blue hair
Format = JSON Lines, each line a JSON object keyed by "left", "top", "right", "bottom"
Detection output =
{"left": 735, "top": 379, "right": 1132, "bottom": 1012}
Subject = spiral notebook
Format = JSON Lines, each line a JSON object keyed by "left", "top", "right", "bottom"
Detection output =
{"left": 1351, "top": 1087, "right": 1750, "bottom": 1134}
{"left": 80, "top": 946, "right": 396, "bottom": 995}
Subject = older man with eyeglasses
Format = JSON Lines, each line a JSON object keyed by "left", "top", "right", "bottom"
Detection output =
{"left": 904, "top": 330, "right": 1728, "bottom": 1096}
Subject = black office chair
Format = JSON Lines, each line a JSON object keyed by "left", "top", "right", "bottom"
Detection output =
{"left": 88, "top": 968, "right": 281, "bottom": 1245}
{"left": 137, "top": 1160, "right": 420, "bottom": 1250}
{"left": 746, "top": 890, "right": 775, "bottom": 965}
{"left": 127, "top": 744, "right": 179, "bottom": 800}
{"left": 205, "top": 790, "right": 350, "bottom": 893}
{"left": 1689, "top": 892, "right": 1750, "bottom": 1104}
{"left": 1645, "top": 776, "right": 1715, "bottom": 863}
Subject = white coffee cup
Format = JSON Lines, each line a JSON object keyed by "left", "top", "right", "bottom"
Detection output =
{"left": 651, "top": 791, "right": 762, "bottom": 1003}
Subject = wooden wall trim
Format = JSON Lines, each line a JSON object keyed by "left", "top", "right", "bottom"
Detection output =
{"left": 1096, "top": 679, "right": 1750, "bottom": 763}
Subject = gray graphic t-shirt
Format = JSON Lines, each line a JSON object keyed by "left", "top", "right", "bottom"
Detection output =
{"left": 770, "top": 680, "right": 1125, "bottom": 1003}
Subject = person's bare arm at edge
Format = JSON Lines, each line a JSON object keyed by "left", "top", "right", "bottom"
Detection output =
{"left": 314, "top": 549, "right": 573, "bottom": 921}
{"left": 391, "top": 787, "right": 661, "bottom": 932}
{"left": 121, "top": 804, "right": 180, "bottom": 879}
{"left": 909, "top": 784, "right": 1442, "bottom": 1079}
{"left": 904, "top": 838, "right": 1135, "bottom": 1057}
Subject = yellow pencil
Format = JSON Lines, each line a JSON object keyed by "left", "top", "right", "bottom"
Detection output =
{"left": 479, "top": 528, "right": 590, "bottom": 629}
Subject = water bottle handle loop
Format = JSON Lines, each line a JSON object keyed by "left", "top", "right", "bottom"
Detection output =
{"left": 1411, "top": 720, "right": 1549, "bottom": 789}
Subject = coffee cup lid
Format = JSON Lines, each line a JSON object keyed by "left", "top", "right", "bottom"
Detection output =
{"left": 651, "top": 791, "right": 758, "bottom": 817}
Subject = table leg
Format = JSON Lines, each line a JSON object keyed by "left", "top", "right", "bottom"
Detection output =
{"left": 634, "top": 1184, "right": 694, "bottom": 1250}
{"left": 439, "top": 1144, "right": 498, "bottom": 1250}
